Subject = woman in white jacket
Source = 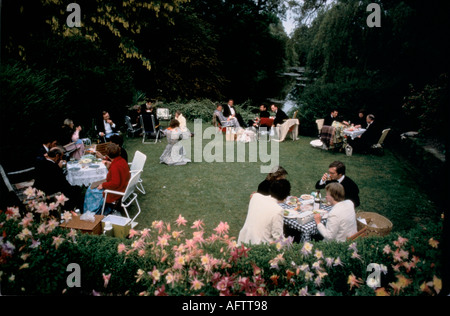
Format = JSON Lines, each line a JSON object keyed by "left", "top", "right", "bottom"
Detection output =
{"left": 314, "top": 183, "right": 357, "bottom": 242}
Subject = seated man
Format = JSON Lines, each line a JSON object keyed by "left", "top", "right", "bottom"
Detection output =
{"left": 314, "top": 183, "right": 358, "bottom": 242}
{"left": 141, "top": 104, "right": 162, "bottom": 136}
{"left": 271, "top": 104, "right": 289, "bottom": 127}
{"left": 34, "top": 147, "right": 82, "bottom": 211}
{"left": 214, "top": 104, "right": 241, "bottom": 130}
{"left": 98, "top": 111, "right": 120, "bottom": 142}
{"left": 223, "top": 99, "right": 246, "bottom": 128}
{"left": 323, "top": 109, "right": 340, "bottom": 127}
{"left": 347, "top": 114, "right": 381, "bottom": 154}
{"left": 249, "top": 104, "right": 272, "bottom": 129}
{"left": 238, "top": 179, "right": 291, "bottom": 245}
{"left": 315, "top": 161, "right": 360, "bottom": 208}
{"left": 36, "top": 133, "right": 59, "bottom": 165}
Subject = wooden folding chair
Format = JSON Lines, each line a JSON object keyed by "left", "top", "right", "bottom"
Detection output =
{"left": 95, "top": 142, "right": 112, "bottom": 158}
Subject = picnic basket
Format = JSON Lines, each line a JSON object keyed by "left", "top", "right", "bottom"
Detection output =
{"left": 356, "top": 212, "right": 393, "bottom": 237}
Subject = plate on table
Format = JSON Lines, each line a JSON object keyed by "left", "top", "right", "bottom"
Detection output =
{"left": 285, "top": 196, "right": 300, "bottom": 206}
{"left": 89, "top": 164, "right": 100, "bottom": 169}
{"left": 283, "top": 209, "right": 300, "bottom": 219}
{"left": 69, "top": 167, "right": 81, "bottom": 172}
{"left": 301, "top": 194, "right": 314, "bottom": 201}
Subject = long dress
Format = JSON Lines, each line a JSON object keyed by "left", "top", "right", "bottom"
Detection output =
{"left": 160, "top": 128, "right": 191, "bottom": 166}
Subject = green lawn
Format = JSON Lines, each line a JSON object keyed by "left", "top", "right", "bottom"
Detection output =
{"left": 122, "top": 122, "right": 440, "bottom": 239}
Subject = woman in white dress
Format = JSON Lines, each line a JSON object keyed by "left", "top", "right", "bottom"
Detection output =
{"left": 314, "top": 182, "right": 358, "bottom": 242}
{"left": 160, "top": 119, "right": 191, "bottom": 166}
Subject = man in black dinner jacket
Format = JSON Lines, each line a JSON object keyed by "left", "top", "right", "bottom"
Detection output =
{"left": 223, "top": 99, "right": 246, "bottom": 128}
{"left": 315, "top": 161, "right": 360, "bottom": 208}
{"left": 34, "top": 147, "right": 82, "bottom": 211}
{"left": 271, "top": 104, "right": 289, "bottom": 127}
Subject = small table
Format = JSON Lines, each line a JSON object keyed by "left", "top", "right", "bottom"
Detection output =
{"left": 60, "top": 215, "right": 104, "bottom": 235}
{"left": 281, "top": 198, "right": 332, "bottom": 243}
{"left": 66, "top": 162, "right": 108, "bottom": 187}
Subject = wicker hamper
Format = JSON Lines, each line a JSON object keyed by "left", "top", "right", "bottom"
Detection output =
{"left": 356, "top": 212, "right": 393, "bottom": 237}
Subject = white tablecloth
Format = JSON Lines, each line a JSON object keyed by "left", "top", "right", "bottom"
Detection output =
{"left": 66, "top": 163, "right": 108, "bottom": 187}
{"left": 272, "top": 119, "right": 300, "bottom": 142}
{"left": 344, "top": 128, "right": 366, "bottom": 140}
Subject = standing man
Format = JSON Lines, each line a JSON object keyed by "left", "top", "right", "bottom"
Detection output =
{"left": 315, "top": 161, "right": 360, "bottom": 208}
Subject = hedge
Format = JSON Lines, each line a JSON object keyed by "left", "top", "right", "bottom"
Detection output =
{"left": 0, "top": 189, "right": 444, "bottom": 296}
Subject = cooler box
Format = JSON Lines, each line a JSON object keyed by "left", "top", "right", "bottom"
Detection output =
{"left": 102, "top": 215, "right": 131, "bottom": 238}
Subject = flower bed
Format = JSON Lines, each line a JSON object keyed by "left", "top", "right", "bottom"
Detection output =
{"left": 0, "top": 188, "right": 444, "bottom": 296}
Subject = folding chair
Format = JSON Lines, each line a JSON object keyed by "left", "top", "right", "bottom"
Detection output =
{"left": 0, "top": 164, "right": 35, "bottom": 204}
{"left": 316, "top": 119, "right": 325, "bottom": 138}
{"left": 213, "top": 114, "right": 227, "bottom": 134}
{"left": 101, "top": 170, "right": 143, "bottom": 229}
{"left": 157, "top": 108, "right": 172, "bottom": 127}
{"left": 129, "top": 151, "right": 147, "bottom": 194}
{"left": 95, "top": 142, "right": 112, "bottom": 158}
{"left": 141, "top": 114, "right": 161, "bottom": 144}
{"left": 371, "top": 129, "right": 391, "bottom": 155}
{"left": 125, "top": 115, "right": 142, "bottom": 138}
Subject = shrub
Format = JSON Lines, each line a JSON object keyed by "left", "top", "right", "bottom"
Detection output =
{"left": 0, "top": 188, "right": 444, "bottom": 296}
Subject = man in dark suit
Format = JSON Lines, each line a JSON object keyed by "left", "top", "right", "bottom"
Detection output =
{"left": 97, "top": 111, "right": 120, "bottom": 142}
{"left": 34, "top": 147, "right": 82, "bottom": 211}
{"left": 223, "top": 99, "right": 246, "bottom": 128}
{"left": 347, "top": 114, "right": 381, "bottom": 153}
{"left": 323, "top": 109, "right": 339, "bottom": 126}
{"left": 271, "top": 104, "right": 289, "bottom": 126}
{"left": 36, "top": 134, "right": 59, "bottom": 165}
{"left": 315, "top": 161, "right": 360, "bottom": 208}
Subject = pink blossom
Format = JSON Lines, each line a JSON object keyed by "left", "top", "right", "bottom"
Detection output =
{"left": 103, "top": 273, "right": 111, "bottom": 288}
{"left": 55, "top": 194, "right": 69, "bottom": 206}
{"left": 118, "top": 243, "right": 127, "bottom": 254}
{"left": 52, "top": 235, "right": 65, "bottom": 249}
{"left": 214, "top": 222, "right": 230, "bottom": 236}
{"left": 191, "top": 220, "right": 205, "bottom": 230}
{"left": 175, "top": 214, "right": 188, "bottom": 227}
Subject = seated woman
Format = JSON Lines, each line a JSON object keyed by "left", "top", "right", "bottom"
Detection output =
{"left": 61, "top": 119, "right": 85, "bottom": 160}
{"left": 83, "top": 143, "right": 130, "bottom": 215}
{"left": 238, "top": 179, "right": 291, "bottom": 245}
{"left": 314, "top": 183, "right": 358, "bottom": 242}
{"left": 160, "top": 119, "right": 191, "bottom": 166}
{"left": 257, "top": 166, "right": 288, "bottom": 196}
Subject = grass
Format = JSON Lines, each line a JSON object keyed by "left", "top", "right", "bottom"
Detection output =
{"left": 122, "top": 122, "right": 441, "bottom": 239}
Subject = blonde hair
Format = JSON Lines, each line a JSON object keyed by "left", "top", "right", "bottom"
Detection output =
{"left": 326, "top": 183, "right": 345, "bottom": 202}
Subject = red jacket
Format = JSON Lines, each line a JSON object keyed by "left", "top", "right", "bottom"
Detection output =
{"left": 102, "top": 156, "right": 130, "bottom": 204}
